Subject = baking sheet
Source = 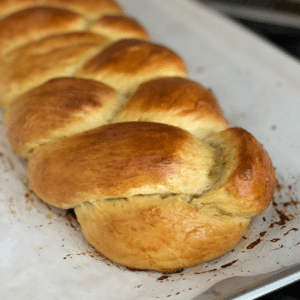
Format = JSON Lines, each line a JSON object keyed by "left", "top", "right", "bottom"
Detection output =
{"left": 1, "top": 0, "right": 300, "bottom": 299}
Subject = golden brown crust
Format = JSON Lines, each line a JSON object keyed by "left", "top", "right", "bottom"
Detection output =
{"left": 0, "top": 0, "right": 276, "bottom": 272}
{"left": 193, "top": 127, "right": 276, "bottom": 217}
{"left": 75, "top": 194, "right": 250, "bottom": 272}
{"left": 0, "top": 0, "right": 123, "bottom": 20}
{"left": 221, "top": 128, "right": 276, "bottom": 215}
{"left": 28, "top": 123, "right": 275, "bottom": 216}
{"left": 75, "top": 39, "right": 188, "bottom": 93}
{"left": 90, "top": 15, "right": 150, "bottom": 41}
{"left": 5, "top": 31, "right": 108, "bottom": 58}
{"left": 27, "top": 122, "right": 275, "bottom": 271}
{"left": 5, "top": 77, "right": 121, "bottom": 156}
{"left": 0, "top": 0, "right": 35, "bottom": 19}
{"left": 0, "top": 6, "right": 86, "bottom": 54}
{"left": 114, "top": 76, "right": 229, "bottom": 136}
{"left": 43, "top": 0, "right": 124, "bottom": 20}
{"left": 28, "top": 122, "right": 215, "bottom": 209}
{"left": 0, "top": 32, "right": 111, "bottom": 106}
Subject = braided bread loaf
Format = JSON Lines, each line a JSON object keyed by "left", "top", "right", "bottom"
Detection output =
{"left": 1, "top": 0, "right": 276, "bottom": 272}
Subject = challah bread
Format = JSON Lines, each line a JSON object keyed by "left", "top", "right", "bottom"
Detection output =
{"left": 6, "top": 76, "right": 229, "bottom": 158}
{"left": 0, "top": 17, "right": 151, "bottom": 106}
{"left": 1, "top": 0, "right": 276, "bottom": 272}
{"left": 89, "top": 15, "right": 150, "bottom": 40}
{"left": 28, "top": 122, "right": 216, "bottom": 208}
{"left": 5, "top": 77, "right": 122, "bottom": 157}
{"left": 198, "top": 128, "right": 276, "bottom": 217}
{"left": 0, "top": 0, "right": 123, "bottom": 21}
{"left": 0, "top": 6, "right": 87, "bottom": 54}
{"left": 74, "top": 39, "right": 188, "bottom": 95}
{"left": 114, "top": 76, "right": 230, "bottom": 138}
{"left": 76, "top": 194, "right": 250, "bottom": 271}
{"left": 28, "top": 123, "right": 274, "bottom": 271}
{"left": 0, "top": 32, "right": 111, "bottom": 105}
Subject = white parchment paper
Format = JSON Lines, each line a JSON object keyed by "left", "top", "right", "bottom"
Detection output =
{"left": 1, "top": 0, "right": 300, "bottom": 299}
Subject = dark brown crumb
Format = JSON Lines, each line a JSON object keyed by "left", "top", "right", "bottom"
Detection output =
{"left": 283, "top": 228, "right": 299, "bottom": 236}
{"left": 247, "top": 238, "right": 262, "bottom": 249}
{"left": 157, "top": 275, "right": 170, "bottom": 281}
{"left": 270, "top": 238, "right": 280, "bottom": 242}
{"left": 220, "top": 260, "right": 239, "bottom": 268}
{"left": 194, "top": 268, "right": 217, "bottom": 275}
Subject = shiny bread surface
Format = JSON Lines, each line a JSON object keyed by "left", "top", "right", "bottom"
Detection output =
{"left": 1, "top": 0, "right": 276, "bottom": 272}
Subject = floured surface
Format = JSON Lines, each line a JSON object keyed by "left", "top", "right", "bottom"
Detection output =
{"left": 1, "top": 0, "right": 300, "bottom": 299}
